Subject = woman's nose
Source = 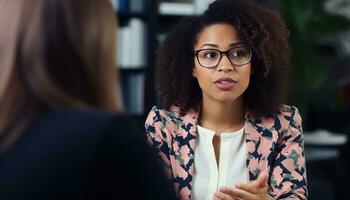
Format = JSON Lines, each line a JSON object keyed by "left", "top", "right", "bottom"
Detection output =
{"left": 217, "top": 54, "right": 234, "bottom": 72}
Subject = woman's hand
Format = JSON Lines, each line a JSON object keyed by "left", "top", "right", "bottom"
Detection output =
{"left": 213, "top": 172, "right": 274, "bottom": 200}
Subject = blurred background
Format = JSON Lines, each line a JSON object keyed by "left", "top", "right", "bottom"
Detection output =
{"left": 112, "top": 0, "right": 349, "bottom": 199}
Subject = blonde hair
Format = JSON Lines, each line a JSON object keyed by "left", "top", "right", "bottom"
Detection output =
{"left": 0, "top": 0, "right": 123, "bottom": 149}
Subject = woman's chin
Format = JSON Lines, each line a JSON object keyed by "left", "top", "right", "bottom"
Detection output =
{"left": 211, "top": 94, "right": 242, "bottom": 104}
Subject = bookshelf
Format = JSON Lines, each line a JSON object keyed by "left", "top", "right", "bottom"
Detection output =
{"left": 112, "top": 0, "right": 214, "bottom": 116}
{"left": 112, "top": 0, "right": 157, "bottom": 116}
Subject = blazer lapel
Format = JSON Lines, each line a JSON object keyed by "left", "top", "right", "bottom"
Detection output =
{"left": 244, "top": 113, "right": 266, "bottom": 182}
{"left": 244, "top": 115, "right": 260, "bottom": 181}
{"left": 244, "top": 113, "right": 277, "bottom": 182}
{"left": 175, "top": 110, "right": 199, "bottom": 199}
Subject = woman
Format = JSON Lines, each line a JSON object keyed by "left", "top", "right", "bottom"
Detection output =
{"left": 0, "top": 0, "right": 175, "bottom": 199}
{"left": 145, "top": 0, "right": 307, "bottom": 199}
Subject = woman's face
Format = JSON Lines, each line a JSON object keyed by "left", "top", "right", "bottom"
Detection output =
{"left": 192, "top": 23, "right": 252, "bottom": 104}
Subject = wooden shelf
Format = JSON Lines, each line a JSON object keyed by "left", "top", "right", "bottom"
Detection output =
{"left": 117, "top": 12, "right": 147, "bottom": 21}
{"left": 118, "top": 67, "right": 147, "bottom": 74}
{"left": 158, "top": 14, "right": 196, "bottom": 24}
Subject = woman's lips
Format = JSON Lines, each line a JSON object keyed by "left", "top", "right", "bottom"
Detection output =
{"left": 214, "top": 78, "right": 236, "bottom": 90}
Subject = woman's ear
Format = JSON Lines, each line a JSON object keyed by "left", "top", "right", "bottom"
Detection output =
{"left": 192, "top": 68, "right": 197, "bottom": 78}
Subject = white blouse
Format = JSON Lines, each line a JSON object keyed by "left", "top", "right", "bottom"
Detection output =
{"left": 192, "top": 125, "right": 248, "bottom": 200}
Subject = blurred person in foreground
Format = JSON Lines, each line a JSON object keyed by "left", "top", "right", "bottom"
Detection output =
{"left": 0, "top": 0, "right": 176, "bottom": 199}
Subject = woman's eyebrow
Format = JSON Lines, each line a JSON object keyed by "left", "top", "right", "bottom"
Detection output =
{"left": 229, "top": 42, "right": 245, "bottom": 47}
{"left": 199, "top": 43, "right": 219, "bottom": 48}
{"left": 199, "top": 42, "right": 244, "bottom": 49}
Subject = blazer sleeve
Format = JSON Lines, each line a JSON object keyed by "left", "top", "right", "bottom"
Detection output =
{"left": 270, "top": 107, "right": 308, "bottom": 200}
{"left": 145, "top": 107, "right": 173, "bottom": 179}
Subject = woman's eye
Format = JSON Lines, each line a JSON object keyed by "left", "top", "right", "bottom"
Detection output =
{"left": 203, "top": 51, "right": 219, "bottom": 59}
{"left": 230, "top": 50, "right": 246, "bottom": 57}
{"left": 235, "top": 51, "right": 243, "bottom": 57}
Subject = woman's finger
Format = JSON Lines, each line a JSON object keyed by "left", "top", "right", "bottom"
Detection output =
{"left": 235, "top": 183, "right": 260, "bottom": 194}
{"left": 213, "top": 191, "right": 235, "bottom": 200}
{"left": 253, "top": 172, "right": 269, "bottom": 189}
{"left": 219, "top": 187, "right": 237, "bottom": 198}
{"left": 224, "top": 187, "right": 257, "bottom": 200}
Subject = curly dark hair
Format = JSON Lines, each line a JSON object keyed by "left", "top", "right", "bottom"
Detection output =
{"left": 155, "top": 0, "right": 290, "bottom": 117}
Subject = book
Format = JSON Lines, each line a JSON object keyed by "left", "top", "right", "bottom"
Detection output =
{"left": 114, "top": 0, "right": 147, "bottom": 14}
{"left": 121, "top": 74, "right": 146, "bottom": 114}
{"left": 194, "top": 0, "right": 215, "bottom": 14}
{"left": 116, "top": 18, "right": 147, "bottom": 68}
{"left": 117, "top": 25, "right": 132, "bottom": 68}
{"left": 110, "top": 0, "right": 118, "bottom": 11}
{"left": 118, "top": 0, "right": 129, "bottom": 13}
{"left": 159, "top": 2, "right": 195, "bottom": 15}
{"left": 129, "top": 18, "right": 147, "bottom": 68}
{"left": 159, "top": 0, "right": 215, "bottom": 15}
{"left": 130, "top": 0, "right": 146, "bottom": 13}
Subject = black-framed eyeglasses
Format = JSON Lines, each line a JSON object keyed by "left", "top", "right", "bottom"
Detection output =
{"left": 194, "top": 45, "right": 252, "bottom": 68}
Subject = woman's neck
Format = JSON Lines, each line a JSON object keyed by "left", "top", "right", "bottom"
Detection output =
{"left": 200, "top": 96, "right": 245, "bottom": 135}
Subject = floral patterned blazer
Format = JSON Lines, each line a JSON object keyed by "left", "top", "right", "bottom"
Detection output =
{"left": 145, "top": 105, "right": 307, "bottom": 200}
